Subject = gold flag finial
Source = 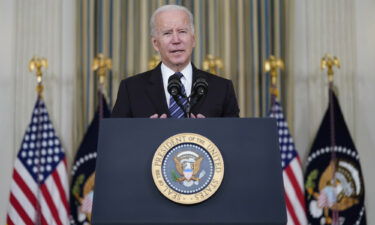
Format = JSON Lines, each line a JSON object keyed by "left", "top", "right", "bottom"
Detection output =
{"left": 29, "top": 56, "right": 48, "bottom": 97}
{"left": 264, "top": 55, "right": 284, "bottom": 97}
{"left": 148, "top": 54, "right": 161, "bottom": 70}
{"left": 202, "top": 54, "right": 223, "bottom": 75}
{"left": 92, "top": 53, "right": 112, "bottom": 88}
{"left": 321, "top": 54, "right": 340, "bottom": 83}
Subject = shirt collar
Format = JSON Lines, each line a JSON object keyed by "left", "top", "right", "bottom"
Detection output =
{"left": 161, "top": 63, "right": 192, "bottom": 81}
{"left": 161, "top": 62, "right": 193, "bottom": 106}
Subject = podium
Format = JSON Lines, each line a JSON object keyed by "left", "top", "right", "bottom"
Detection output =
{"left": 92, "top": 118, "right": 286, "bottom": 225}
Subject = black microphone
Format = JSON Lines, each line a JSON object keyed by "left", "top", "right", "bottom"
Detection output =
{"left": 167, "top": 74, "right": 183, "bottom": 97}
{"left": 167, "top": 74, "right": 189, "bottom": 117}
{"left": 192, "top": 77, "right": 208, "bottom": 97}
{"left": 189, "top": 77, "right": 208, "bottom": 113}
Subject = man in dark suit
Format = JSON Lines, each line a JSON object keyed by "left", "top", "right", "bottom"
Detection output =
{"left": 112, "top": 5, "right": 239, "bottom": 118}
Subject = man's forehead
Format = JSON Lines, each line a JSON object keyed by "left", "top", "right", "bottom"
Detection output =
{"left": 155, "top": 10, "right": 190, "bottom": 27}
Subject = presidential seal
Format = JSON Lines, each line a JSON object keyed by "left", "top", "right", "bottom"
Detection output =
{"left": 152, "top": 133, "right": 224, "bottom": 204}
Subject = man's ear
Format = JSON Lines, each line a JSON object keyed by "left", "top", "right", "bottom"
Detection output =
{"left": 152, "top": 37, "right": 160, "bottom": 52}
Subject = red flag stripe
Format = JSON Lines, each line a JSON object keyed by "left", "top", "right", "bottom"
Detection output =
{"left": 285, "top": 165, "right": 306, "bottom": 209}
{"left": 6, "top": 215, "right": 15, "bottom": 225}
{"left": 52, "top": 164, "right": 69, "bottom": 214}
{"left": 13, "top": 169, "right": 38, "bottom": 208}
{"left": 10, "top": 177, "right": 37, "bottom": 222}
{"left": 41, "top": 184, "right": 63, "bottom": 225}
{"left": 284, "top": 193, "right": 301, "bottom": 225}
{"left": 40, "top": 213, "right": 48, "bottom": 225}
{"left": 9, "top": 193, "right": 34, "bottom": 225}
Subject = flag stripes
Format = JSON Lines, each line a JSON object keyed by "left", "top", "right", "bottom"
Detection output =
{"left": 7, "top": 99, "right": 70, "bottom": 225}
{"left": 269, "top": 100, "right": 307, "bottom": 225}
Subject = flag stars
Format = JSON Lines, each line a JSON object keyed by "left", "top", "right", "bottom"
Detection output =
{"left": 27, "top": 159, "right": 32, "bottom": 165}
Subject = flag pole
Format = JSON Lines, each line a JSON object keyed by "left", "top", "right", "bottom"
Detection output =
{"left": 264, "top": 55, "right": 284, "bottom": 106}
{"left": 92, "top": 53, "right": 112, "bottom": 120}
{"left": 321, "top": 54, "right": 341, "bottom": 225}
{"left": 29, "top": 56, "right": 48, "bottom": 225}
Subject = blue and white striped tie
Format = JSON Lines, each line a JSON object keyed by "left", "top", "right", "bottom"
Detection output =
{"left": 169, "top": 72, "right": 188, "bottom": 118}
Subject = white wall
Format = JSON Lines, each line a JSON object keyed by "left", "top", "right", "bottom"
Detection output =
{"left": 355, "top": 0, "right": 375, "bottom": 223}
{"left": 0, "top": 0, "right": 76, "bottom": 223}
{"left": 290, "top": 0, "right": 375, "bottom": 223}
{"left": 0, "top": 0, "right": 17, "bottom": 222}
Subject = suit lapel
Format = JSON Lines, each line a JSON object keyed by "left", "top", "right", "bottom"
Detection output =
{"left": 146, "top": 64, "right": 170, "bottom": 116}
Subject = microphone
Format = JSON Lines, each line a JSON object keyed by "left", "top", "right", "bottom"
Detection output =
{"left": 167, "top": 74, "right": 189, "bottom": 117}
{"left": 189, "top": 77, "right": 208, "bottom": 113}
{"left": 192, "top": 77, "right": 208, "bottom": 97}
{"left": 167, "top": 74, "right": 183, "bottom": 97}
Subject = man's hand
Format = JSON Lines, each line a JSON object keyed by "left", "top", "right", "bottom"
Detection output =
{"left": 190, "top": 113, "right": 206, "bottom": 118}
{"left": 150, "top": 114, "right": 167, "bottom": 119}
{"left": 150, "top": 113, "right": 205, "bottom": 118}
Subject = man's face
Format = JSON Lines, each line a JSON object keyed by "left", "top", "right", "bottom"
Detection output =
{"left": 152, "top": 10, "right": 196, "bottom": 71}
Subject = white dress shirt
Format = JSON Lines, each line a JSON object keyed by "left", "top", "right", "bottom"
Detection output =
{"left": 161, "top": 63, "right": 193, "bottom": 107}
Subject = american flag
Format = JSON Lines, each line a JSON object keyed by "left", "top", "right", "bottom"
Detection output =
{"left": 269, "top": 100, "right": 307, "bottom": 225}
{"left": 7, "top": 98, "right": 70, "bottom": 225}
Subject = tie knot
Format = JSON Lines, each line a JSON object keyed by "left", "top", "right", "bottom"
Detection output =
{"left": 174, "top": 72, "right": 183, "bottom": 79}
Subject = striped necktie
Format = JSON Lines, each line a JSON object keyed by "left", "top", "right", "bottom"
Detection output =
{"left": 169, "top": 72, "right": 188, "bottom": 118}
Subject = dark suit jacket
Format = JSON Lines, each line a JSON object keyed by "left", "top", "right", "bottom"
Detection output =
{"left": 112, "top": 63, "right": 239, "bottom": 118}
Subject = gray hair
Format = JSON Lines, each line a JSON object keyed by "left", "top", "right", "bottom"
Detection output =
{"left": 150, "top": 4, "right": 195, "bottom": 37}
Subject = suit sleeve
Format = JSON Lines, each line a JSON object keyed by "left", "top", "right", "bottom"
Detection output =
{"left": 111, "top": 80, "right": 132, "bottom": 117}
{"left": 222, "top": 80, "right": 240, "bottom": 117}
